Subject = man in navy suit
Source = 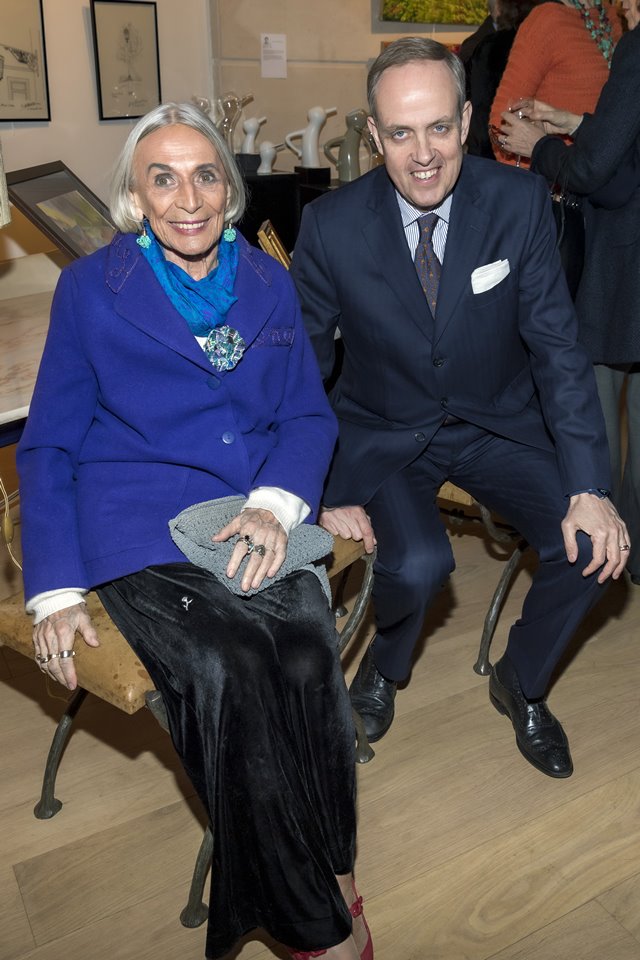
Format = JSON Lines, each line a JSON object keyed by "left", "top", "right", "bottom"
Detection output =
{"left": 290, "top": 37, "right": 630, "bottom": 778}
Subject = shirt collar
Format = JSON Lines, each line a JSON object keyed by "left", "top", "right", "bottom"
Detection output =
{"left": 396, "top": 189, "right": 453, "bottom": 229}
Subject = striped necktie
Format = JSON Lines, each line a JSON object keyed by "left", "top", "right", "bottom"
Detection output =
{"left": 414, "top": 213, "right": 441, "bottom": 317}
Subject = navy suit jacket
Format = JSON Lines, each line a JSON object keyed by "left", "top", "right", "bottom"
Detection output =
{"left": 290, "top": 156, "right": 610, "bottom": 508}
{"left": 17, "top": 232, "right": 337, "bottom": 600}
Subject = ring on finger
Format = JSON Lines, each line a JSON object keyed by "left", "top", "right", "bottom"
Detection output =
{"left": 240, "top": 534, "right": 254, "bottom": 553}
{"left": 59, "top": 649, "right": 76, "bottom": 659}
{"left": 253, "top": 544, "right": 267, "bottom": 557}
{"left": 620, "top": 543, "right": 630, "bottom": 551}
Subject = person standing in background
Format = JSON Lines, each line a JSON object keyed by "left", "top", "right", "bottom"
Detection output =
{"left": 490, "top": 0, "right": 621, "bottom": 166}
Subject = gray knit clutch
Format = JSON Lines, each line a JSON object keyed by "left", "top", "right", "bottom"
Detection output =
{"left": 169, "top": 496, "right": 333, "bottom": 600}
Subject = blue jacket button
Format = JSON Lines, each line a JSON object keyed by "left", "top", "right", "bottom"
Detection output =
{"left": 414, "top": 432, "right": 425, "bottom": 442}
{"left": 222, "top": 431, "right": 235, "bottom": 444}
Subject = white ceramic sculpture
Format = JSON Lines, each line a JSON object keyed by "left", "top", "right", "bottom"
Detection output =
{"left": 241, "top": 116, "right": 267, "bottom": 154}
{"left": 284, "top": 105, "right": 337, "bottom": 168}
{"left": 257, "top": 141, "right": 284, "bottom": 175}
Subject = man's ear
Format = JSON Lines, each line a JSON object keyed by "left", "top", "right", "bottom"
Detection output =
{"left": 460, "top": 100, "right": 472, "bottom": 146}
{"left": 367, "top": 116, "right": 384, "bottom": 156}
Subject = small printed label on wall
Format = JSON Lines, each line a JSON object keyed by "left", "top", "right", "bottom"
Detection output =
{"left": 261, "top": 34, "right": 287, "bottom": 79}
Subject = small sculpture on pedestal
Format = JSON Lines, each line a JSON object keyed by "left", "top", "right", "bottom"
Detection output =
{"left": 240, "top": 116, "right": 267, "bottom": 154}
{"left": 323, "top": 108, "right": 370, "bottom": 183}
{"left": 257, "top": 141, "right": 285, "bottom": 175}
{"left": 216, "top": 91, "right": 254, "bottom": 151}
{"left": 284, "top": 105, "right": 337, "bottom": 168}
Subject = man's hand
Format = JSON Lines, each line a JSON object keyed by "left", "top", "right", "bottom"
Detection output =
{"left": 318, "top": 505, "right": 376, "bottom": 554}
{"left": 561, "top": 493, "right": 630, "bottom": 583}
{"left": 33, "top": 602, "right": 100, "bottom": 690}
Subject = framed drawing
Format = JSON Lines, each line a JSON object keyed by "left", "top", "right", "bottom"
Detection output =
{"left": 90, "top": 0, "right": 161, "bottom": 120}
{"left": 0, "top": 0, "right": 50, "bottom": 121}
{"left": 6, "top": 161, "right": 116, "bottom": 260}
{"left": 372, "top": 0, "right": 485, "bottom": 29}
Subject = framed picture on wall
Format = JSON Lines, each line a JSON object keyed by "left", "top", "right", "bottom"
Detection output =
{"left": 371, "top": 0, "right": 485, "bottom": 29}
{"left": 0, "top": 0, "right": 50, "bottom": 121}
{"left": 90, "top": 0, "right": 161, "bottom": 120}
{"left": 6, "top": 161, "right": 116, "bottom": 260}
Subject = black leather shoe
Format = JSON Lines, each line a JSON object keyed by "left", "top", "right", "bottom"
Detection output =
{"left": 349, "top": 643, "right": 397, "bottom": 743}
{"left": 489, "top": 655, "right": 573, "bottom": 778}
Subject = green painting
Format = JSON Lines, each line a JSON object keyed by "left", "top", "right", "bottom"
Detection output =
{"left": 381, "top": 0, "right": 486, "bottom": 25}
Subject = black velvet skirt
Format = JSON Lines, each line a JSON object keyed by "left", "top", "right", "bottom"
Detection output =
{"left": 98, "top": 563, "right": 356, "bottom": 958}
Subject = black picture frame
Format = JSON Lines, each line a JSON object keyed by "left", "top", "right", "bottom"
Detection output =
{"left": 6, "top": 161, "right": 116, "bottom": 260}
{"left": 90, "top": 0, "right": 161, "bottom": 121}
{"left": 0, "top": 0, "right": 50, "bottom": 121}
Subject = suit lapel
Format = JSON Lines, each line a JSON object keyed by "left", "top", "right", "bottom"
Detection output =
{"left": 434, "top": 161, "right": 491, "bottom": 344}
{"left": 108, "top": 234, "right": 279, "bottom": 375}
{"left": 362, "top": 170, "right": 435, "bottom": 340}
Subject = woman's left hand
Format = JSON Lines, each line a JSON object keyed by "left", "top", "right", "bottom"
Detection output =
{"left": 213, "top": 508, "right": 288, "bottom": 591}
{"left": 498, "top": 110, "right": 545, "bottom": 160}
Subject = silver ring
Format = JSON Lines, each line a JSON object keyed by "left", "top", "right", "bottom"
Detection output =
{"left": 36, "top": 653, "right": 53, "bottom": 664}
{"left": 620, "top": 544, "right": 630, "bottom": 551}
{"left": 58, "top": 649, "right": 76, "bottom": 659}
{"left": 253, "top": 544, "right": 266, "bottom": 557}
{"left": 240, "top": 534, "right": 254, "bottom": 553}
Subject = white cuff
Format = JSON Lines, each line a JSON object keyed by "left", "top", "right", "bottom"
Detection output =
{"left": 27, "top": 589, "right": 88, "bottom": 625}
{"left": 244, "top": 487, "right": 311, "bottom": 535}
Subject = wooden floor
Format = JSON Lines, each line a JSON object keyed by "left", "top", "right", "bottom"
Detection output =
{"left": 2, "top": 515, "right": 640, "bottom": 960}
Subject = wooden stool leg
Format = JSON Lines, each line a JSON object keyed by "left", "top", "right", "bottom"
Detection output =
{"left": 34, "top": 688, "right": 89, "bottom": 819}
{"left": 180, "top": 824, "right": 213, "bottom": 928}
{"left": 474, "top": 541, "right": 527, "bottom": 676}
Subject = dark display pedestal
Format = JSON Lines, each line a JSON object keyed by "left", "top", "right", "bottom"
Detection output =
{"left": 237, "top": 171, "right": 300, "bottom": 253}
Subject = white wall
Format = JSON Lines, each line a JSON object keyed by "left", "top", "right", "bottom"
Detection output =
{"left": 0, "top": 0, "right": 213, "bottom": 260}
{"left": 213, "top": 0, "right": 476, "bottom": 171}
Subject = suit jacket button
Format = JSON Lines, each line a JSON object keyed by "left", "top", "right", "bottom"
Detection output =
{"left": 433, "top": 357, "right": 445, "bottom": 367}
{"left": 207, "top": 377, "right": 221, "bottom": 390}
{"left": 222, "top": 431, "right": 235, "bottom": 444}
{"left": 414, "top": 432, "right": 426, "bottom": 442}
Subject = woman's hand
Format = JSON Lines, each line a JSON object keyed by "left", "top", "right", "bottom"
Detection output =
{"left": 498, "top": 109, "right": 546, "bottom": 159}
{"left": 33, "top": 602, "right": 100, "bottom": 690}
{"left": 509, "top": 98, "right": 582, "bottom": 137}
{"left": 213, "top": 508, "right": 288, "bottom": 591}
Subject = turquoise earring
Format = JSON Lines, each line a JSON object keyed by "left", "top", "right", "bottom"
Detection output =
{"left": 136, "top": 221, "right": 151, "bottom": 249}
{"left": 223, "top": 222, "right": 236, "bottom": 242}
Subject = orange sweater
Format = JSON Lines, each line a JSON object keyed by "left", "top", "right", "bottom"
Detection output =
{"left": 490, "top": 1, "right": 622, "bottom": 165}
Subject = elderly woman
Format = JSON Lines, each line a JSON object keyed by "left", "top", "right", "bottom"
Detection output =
{"left": 498, "top": 0, "right": 640, "bottom": 586}
{"left": 17, "top": 103, "right": 372, "bottom": 960}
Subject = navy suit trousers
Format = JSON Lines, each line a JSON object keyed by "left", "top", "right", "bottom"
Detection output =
{"left": 367, "top": 420, "right": 607, "bottom": 699}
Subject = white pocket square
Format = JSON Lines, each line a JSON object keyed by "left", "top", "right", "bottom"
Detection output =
{"left": 471, "top": 259, "right": 510, "bottom": 294}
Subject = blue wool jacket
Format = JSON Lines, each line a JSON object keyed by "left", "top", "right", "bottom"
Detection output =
{"left": 17, "top": 232, "right": 337, "bottom": 600}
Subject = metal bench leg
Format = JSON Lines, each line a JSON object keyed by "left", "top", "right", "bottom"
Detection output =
{"left": 473, "top": 541, "right": 527, "bottom": 676}
{"left": 34, "top": 687, "right": 89, "bottom": 819}
{"left": 180, "top": 824, "right": 213, "bottom": 928}
{"left": 332, "top": 567, "right": 350, "bottom": 619}
{"left": 353, "top": 707, "right": 375, "bottom": 764}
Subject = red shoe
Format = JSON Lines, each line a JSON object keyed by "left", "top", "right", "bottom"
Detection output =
{"left": 350, "top": 883, "right": 373, "bottom": 960}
